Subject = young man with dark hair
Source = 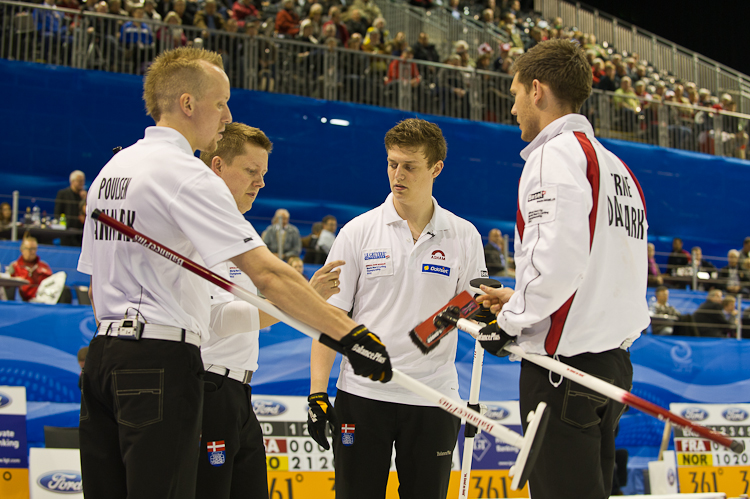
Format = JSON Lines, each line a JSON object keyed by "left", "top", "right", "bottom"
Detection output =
{"left": 476, "top": 39, "right": 649, "bottom": 498}
{"left": 307, "top": 118, "right": 487, "bottom": 499}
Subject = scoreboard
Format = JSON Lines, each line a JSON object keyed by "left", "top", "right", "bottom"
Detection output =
{"left": 670, "top": 403, "right": 750, "bottom": 496}
{"left": 255, "top": 396, "right": 530, "bottom": 498}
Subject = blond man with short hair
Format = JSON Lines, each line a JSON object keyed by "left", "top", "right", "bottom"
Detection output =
{"left": 78, "top": 47, "right": 391, "bottom": 499}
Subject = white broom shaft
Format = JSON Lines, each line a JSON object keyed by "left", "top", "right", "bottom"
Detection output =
{"left": 459, "top": 340, "right": 485, "bottom": 499}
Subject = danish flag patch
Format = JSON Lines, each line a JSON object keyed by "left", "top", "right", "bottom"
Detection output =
{"left": 207, "top": 440, "right": 226, "bottom": 466}
{"left": 341, "top": 424, "right": 355, "bottom": 446}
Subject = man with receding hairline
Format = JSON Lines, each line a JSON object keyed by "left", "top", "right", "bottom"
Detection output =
{"left": 78, "top": 47, "right": 391, "bottom": 499}
{"left": 475, "top": 39, "right": 649, "bottom": 498}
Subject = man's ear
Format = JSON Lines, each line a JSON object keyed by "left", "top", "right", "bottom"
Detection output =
{"left": 211, "top": 156, "right": 224, "bottom": 176}
{"left": 179, "top": 93, "right": 193, "bottom": 116}
{"left": 531, "top": 79, "right": 544, "bottom": 105}
{"left": 431, "top": 160, "right": 444, "bottom": 179}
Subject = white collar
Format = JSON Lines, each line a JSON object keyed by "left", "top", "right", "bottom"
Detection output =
{"left": 144, "top": 126, "right": 194, "bottom": 155}
{"left": 520, "top": 114, "right": 594, "bottom": 161}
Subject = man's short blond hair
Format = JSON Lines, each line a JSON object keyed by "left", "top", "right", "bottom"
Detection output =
{"left": 201, "top": 122, "right": 273, "bottom": 166}
{"left": 143, "top": 47, "right": 224, "bottom": 122}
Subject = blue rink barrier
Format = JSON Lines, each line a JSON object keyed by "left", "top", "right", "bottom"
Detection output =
{"left": 2, "top": 301, "right": 748, "bottom": 493}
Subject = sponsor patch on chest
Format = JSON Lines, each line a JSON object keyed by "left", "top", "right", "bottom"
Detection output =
{"left": 422, "top": 263, "right": 451, "bottom": 277}
{"left": 363, "top": 248, "right": 393, "bottom": 277}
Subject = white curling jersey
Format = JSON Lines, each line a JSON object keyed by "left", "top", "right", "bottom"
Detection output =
{"left": 78, "top": 127, "right": 265, "bottom": 339}
{"left": 201, "top": 262, "right": 261, "bottom": 373}
{"left": 498, "top": 114, "right": 650, "bottom": 357}
{"left": 328, "top": 194, "right": 487, "bottom": 406}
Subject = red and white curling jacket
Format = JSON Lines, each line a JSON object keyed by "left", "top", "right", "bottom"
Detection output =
{"left": 498, "top": 114, "right": 650, "bottom": 357}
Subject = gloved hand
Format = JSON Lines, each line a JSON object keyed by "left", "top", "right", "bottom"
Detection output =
{"left": 307, "top": 392, "right": 337, "bottom": 450}
{"left": 340, "top": 325, "right": 393, "bottom": 383}
{"left": 477, "top": 320, "right": 514, "bottom": 357}
{"left": 471, "top": 303, "right": 497, "bottom": 326}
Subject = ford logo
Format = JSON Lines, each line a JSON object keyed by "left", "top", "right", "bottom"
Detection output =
{"left": 0, "top": 392, "right": 11, "bottom": 409}
{"left": 722, "top": 408, "right": 749, "bottom": 422}
{"left": 252, "top": 400, "right": 287, "bottom": 416}
{"left": 484, "top": 405, "right": 510, "bottom": 421}
{"left": 37, "top": 471, "right": 83, "bottom": 494}
{"left": 681, "top": 408, "right": 709, "bottom": 422}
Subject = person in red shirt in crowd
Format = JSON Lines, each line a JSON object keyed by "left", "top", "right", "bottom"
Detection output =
{"left": 232, "top": 0, "right": 258, "bottom": 28}
{"left": 322, "top": 6, "right": 349, "bottom": 46}
{"left": 384, "top": 46, "right": 420, "bottom": 85}
{"left": 275, "top": 0, "right": 300, "bottom": 37}
{"left": 7, "top": 236, "right": 52, "bottom": 301}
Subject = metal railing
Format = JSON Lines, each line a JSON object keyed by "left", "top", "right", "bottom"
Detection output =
{"left": 534, "top": 0, "right": 750, "bottom": 114}
{"left": 1, "top": 1, "right": 748, "bottom": 158}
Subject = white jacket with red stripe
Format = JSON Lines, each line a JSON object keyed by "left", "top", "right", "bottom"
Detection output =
{"left": 498, "top": 114, "right": 650, "bottom": 357}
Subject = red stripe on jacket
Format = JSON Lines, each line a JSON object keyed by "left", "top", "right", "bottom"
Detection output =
{"left": 544, "top": 132, "right": 601, "bottom": 355}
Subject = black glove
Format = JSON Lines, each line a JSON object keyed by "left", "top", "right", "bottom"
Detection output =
{"left": 340, "top": 325, "right": 393, "bottom": 383}
{"left": 471, "top": 303, "right": 497, "bottom": 326}
{"left": 477, "top": 320, "right": 514, "bottom": 357}
{"left": 307, "top": 392, "right": 336, "bottom": 450}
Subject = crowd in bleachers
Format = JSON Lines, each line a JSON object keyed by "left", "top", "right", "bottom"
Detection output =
{"left": 647, "top": 236, "right": 750, "bottom": 338}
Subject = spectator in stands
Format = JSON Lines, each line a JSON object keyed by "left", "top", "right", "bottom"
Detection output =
{"left": 287, "top": 255, "right": 305, "bottom": 275}
{"left": 693, "top": 289, "right": 733, "bottom": 337}
{"left": 302, "top": 222, "right": 323, "bottom": 263}
{"left": 350, "top": 0, "right": 381, "bottom": 25}
{"left": 370, "top": 16, "right": 389, "bottom": 41}
{"left": 107, "top": 0, "right": 128, "bottom": 16}
{"left": 194, "top": 0, "right": 224, "bottom": 30}
{"left": 158, "top": 11, "right": 188, "bottom": 47}
{"left": 653, "top": 81, "right": 666, "bottom": 100}
{"left": 667, "top": 237, "right": 691, "bottom": 276}
{"left": 649, "top": 286, "right": 681, "bottom": 335}
{"left": 54, "top": 170, "right": 86, "bottom": 246}
{"left": 499, "top": 12, "right": 523, "bottom": 48}
{"left": 446, "top": 0, "right": 462, "bottom": 20}
{"left": 740, "top": 237, "right": 750, "bottom": 267}
{"left": 297, "top": 18, "right": 318, "bottom": 44}
{"left": 275, "top": 0, "right": 300, "bottom": 37}
{"left": 438, "top": 54, "right": 467, "bottom": 116}
{"left": 120, "top": 6, "right": 154, "bottom": 43}
{"left": 0, "top": 203, "right": 12, "bottom": 230}
{"left": 345, "top": 8, "right": 368, "bottom": 36}
{"left": 262, "top": 209, "right": 302, "bottom": 259}
{"left": 232, "top": 0, "right": 259, "bottom": 28}
{"left": 647, "top": 242, "right": 663, "bottom": 286}
{"left": 525, "top": 26, "right": 543, "bottom": 51}
{"left": 685, "top": 82, "right": 699, "bottom": 106}
{"left": 484, "top": 228, "right": 507, "bottom": 276}
{"left": 613, "top": 76, "right": 639, "bottom": 132}
{"left": 453, "top": 40, "right": 474, "bottom": 68}
{"left": 316, "top": 215, "right": 337, "bottom": 257}
{"left": 385, "top": 45, "right": 421, "bottom": 108}
{"left": 7, "top": 236, "right": 53, "bottom": 302}
{"left": 169, "top": 0, "right": 193, "bottom": 25}
{"left": 492, "top": 42, "right": 511, "bottom": 73}
{"left": 143, "top": 0, "right": 162, "bottom": 20}
{"left": 389, "top": 31, "right": 407, "bottom": 56}
{"left": 412, "top": 32, "right": 439, "bottom": 64}
{"left": 718, "top": 249, "right": 748, "bottom": 296}
{"left": 691, "top": 246, "right": 717, "bottom": 275}
{"left": 306, "top": 3, "right": 324, "bottom": 38}
{"left": 598, "top": 62, "right": 617, "bottom": 92}
{"left": 697, "top": 88, "right": 712, "bottom": 108}
{"left": 323, "top": 6, "right": 349, "bottom": 46}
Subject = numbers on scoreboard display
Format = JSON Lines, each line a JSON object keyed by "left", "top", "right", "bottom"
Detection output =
{"left": 262, "top": 421, "right": 334, "bottom": 471}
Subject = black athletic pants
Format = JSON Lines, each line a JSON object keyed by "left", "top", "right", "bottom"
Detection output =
{"left": 519, "top": 348, "right": 632, "bottom": 499}
{"left": 196, "top": 372, "right": 269, "bottom": 499}
{"left": 332, "top": 390, "right": 460, "bottom": 499}
{"left": 79, "top": 335, "right": 204, "bottom": 499}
